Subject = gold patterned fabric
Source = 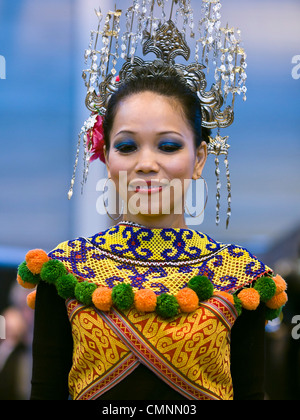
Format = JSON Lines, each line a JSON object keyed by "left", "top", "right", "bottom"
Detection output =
{"left": 67, "top": 299, "right": 139, "bottom": 400}
{"left": 67, "top": 295, "right": 236, "bottom": 400}
{"left": 48, "top": 221, "right": 272, "bottom": 400}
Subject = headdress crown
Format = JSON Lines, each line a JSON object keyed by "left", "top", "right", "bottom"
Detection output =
{"left": 69, "top": 0, "right": 248, "bottom": 228}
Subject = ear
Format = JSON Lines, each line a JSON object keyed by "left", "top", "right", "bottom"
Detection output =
{"left": 103, "top": 145, "right": 111, "bottom": 178}
{"left": 192, "top": 142, "right": 207, "bottom": 180}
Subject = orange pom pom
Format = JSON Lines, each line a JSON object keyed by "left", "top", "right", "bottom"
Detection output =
{"left": 27, "top": 290, "right": 37, "bottom": 309}
{"left": 176, "top": 288, "right": 199, "bottom": 313}
{"left": 273, "top": 275, "right": 287, "bottom": 296}
{"left": 92, "top": 287, "right": 113, "bottom": 312}
{"left": 25, "top": 249, "right": 49, "bottom": 275}
{"left": 214, "top": 291, "right": 235, "bottom": 305}
{"left": 134, "top": 289, "right": 157, "bottom": 313}
{"left": 238, "top": 288, "right": 260, "bottom": 311}
{"left": 17, "top": 274, "right": 36, "bottom": 290}
{"left": 266, "top": 291, "right": 288, "bottom": 310}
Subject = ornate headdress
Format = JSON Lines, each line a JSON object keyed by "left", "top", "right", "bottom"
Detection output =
{"left": 68, "top": 0, "right": 247, "bottom": 228}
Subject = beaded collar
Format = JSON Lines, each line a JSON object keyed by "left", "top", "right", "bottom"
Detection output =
{"left": 87, "top": 220, "right": 229, "bottom": 266}
{"left": 18, "top": 220, "right": 287, "bottom": 322}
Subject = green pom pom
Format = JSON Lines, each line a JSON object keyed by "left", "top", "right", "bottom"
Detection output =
{"left": 187, "top": 276, "right": 214, "bottom": 301}
{"left": 254, "top": 276, "right": 276, "bottom": 302}
{"left": 112, "top": 283, "right": 134, "bottom": 311}
{"left": 18, "top": 261, "right": 40, "bottom": 285}
{"left": 75, "top": 281, "right": 97, "bottom": 306}
{"left": 265, "top": 306, "right": 282, "bottom": 321}
{"left": 233, "top": 295, "right": 243, "bottom": 316}
{"left": 156, "top": 294, "right": 179, "bottom": 319}
{"left": 40, "top": 259, "right": 67, "bottom": 285}
{"left": 56, "top": 274, "right": 78, "bottom": 299}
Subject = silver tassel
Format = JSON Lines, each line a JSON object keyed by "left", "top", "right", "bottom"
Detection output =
{"left": 208, "top": 134, "right": 231, "bottom": 228}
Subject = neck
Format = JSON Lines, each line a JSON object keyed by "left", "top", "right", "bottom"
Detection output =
{"left": 121, "top": 213, "right": 189, "bottom": 230}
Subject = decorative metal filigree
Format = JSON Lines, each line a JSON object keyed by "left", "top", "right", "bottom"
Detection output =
{"left": 70, "top": 0, "right": 248, "bottom": 227}
{"left": 142, "top": 20, "right": 190, "bottom": 64}
{"left": 208, "top": 134, "right": 231, "bottom": 227}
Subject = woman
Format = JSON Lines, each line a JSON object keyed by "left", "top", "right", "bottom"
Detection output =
{"left": 17, "top": 72, "right": 288, "bottom": 401}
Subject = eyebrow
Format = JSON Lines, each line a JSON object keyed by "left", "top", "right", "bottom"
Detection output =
{"left": 114, "top": 130, "right": 184, "bottom": 138}
{"left": 115, "top": 130, "right": 136, "bottom": 137}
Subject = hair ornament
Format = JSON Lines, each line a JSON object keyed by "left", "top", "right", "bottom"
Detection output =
{"left": 68, "top": 0, "right": 248, "bottom": 227}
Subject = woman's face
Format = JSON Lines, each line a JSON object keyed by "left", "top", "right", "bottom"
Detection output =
{"left": 104, "top": 91, "right": 207, "bottom": 228}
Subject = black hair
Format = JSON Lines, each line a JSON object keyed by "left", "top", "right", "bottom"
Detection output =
{"left": 103, "top": 72, "right": 210, "bottom": 154}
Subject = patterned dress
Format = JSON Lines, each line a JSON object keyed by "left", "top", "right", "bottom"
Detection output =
{"left": 18, "top": 221, "right": 287, "bottom": 400}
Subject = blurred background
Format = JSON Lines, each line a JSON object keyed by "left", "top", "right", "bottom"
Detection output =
{"left": 0, "top": 0, "right": 299, "bottom": 400}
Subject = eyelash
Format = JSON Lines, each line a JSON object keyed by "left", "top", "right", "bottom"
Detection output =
{"left": 160, "top": 143, "right": 183, "bottom": 152}
{"left": 115, "top": 143, "right": 136, "bottom": 154}
{"left": 114, "top": 141, "right": 183, "bottom": 154}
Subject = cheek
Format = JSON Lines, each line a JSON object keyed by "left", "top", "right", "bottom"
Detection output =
{"left": 108, "top": 152, "right": 131, "bottom": 178}
{"left": 107, "top": 154, "right": 129, "bottom": 199}
{"left": 164, "top": 150, "right": 195, "bottom": 179}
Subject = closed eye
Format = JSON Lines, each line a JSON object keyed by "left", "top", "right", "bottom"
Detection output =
{"left": 114, "top": 141, "right": 137, "bottom": 154}
{"left": 159, "top": 142, "right": 183, "bottom": 153}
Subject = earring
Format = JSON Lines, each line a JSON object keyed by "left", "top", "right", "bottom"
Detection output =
{"left": 207, "top": 133, "right": 231, "bottom": 228}
{"left": 224, "top": 155, "right": 232, "bottom": 229}
{"left": 184, "top": 176, "right": 209, "bottom": 218}
{"left": 102, "top": 177, "right": 124, "bottom": 222}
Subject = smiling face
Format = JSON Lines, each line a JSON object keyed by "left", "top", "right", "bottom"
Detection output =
{"left": 104, "top": 91, "right": 207, "bottom": 229}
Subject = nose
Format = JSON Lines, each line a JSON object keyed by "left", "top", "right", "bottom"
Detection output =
{"left": 134, "top": 147, "right": 160, "bottom": 174}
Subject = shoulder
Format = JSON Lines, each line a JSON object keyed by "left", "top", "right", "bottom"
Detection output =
{"left": 195, "top": 233, "right": 288, "bottom": 320}
{"left": 198, "top": 231, "right": 272, "bottom": 289}
{"left": 211, "top": 241, "right": 273, "bottom": 292}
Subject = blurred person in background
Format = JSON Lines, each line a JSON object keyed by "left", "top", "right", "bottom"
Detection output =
{"left": 0, "top": 306, "right": 29, "bottom": 400}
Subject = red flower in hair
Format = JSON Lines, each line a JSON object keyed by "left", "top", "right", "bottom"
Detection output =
{"left": 87, "top": 114, "right": 106, "bottom": 163}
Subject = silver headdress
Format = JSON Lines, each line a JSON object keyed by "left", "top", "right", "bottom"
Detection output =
{"left": 68, "top": 0, "right": 247, "bottom": 228}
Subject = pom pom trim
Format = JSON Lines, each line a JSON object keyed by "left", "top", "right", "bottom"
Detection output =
{"left": 273, "top": 275, "right": 287, "bottom": 296}
{"left": 176, "top": 288, "right": 199, "bottom": 313}
{"left": 266, "top": 291, "right": 288, "bottom": 310}
{"left": 25, "top": 249, "right": 49, "bottom": 275}
{"left": 254, "top": 276, "right": 277, "bottom": 302}
{"left": 17, "top": 250, "right": 287, "bottom": 319}
{"left": 27, "top": 290, "right": 37, "bottom": 310}
{"left": 92, "top": 287, "right": 113, "bottom": 312}
{"left": 237, "top": 288, "right": 260, "bottom": 311}
{"left": 134, "top": 289, "right": 157, "bottom": 313}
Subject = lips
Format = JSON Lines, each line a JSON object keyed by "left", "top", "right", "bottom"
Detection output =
{"left": 135, "top": 185, "right": 163, "bottom": 194}
{"left": 129, "top": 179, "right": 169, "bottom": 194}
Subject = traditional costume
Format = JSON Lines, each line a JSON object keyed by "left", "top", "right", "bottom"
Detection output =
{"left": 17, "top": 1, "right": 288, "bottom": 400}
{"left": 18, "top": 221, "right": 287, "bottom": 400}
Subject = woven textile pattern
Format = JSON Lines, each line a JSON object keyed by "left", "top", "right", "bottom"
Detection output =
{"left": 67, "top": 295, "right": 237, "bottom": 400}
{"left": 67, "top": 299, "right": 139, "bottom": 400}
{"left": 49, "top": 222, "right": 272, "bottom": 400}
{"left": 49, "top": 222, "right": 272, "bottom": 294}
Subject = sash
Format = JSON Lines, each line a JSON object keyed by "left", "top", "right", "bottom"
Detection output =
{"left": 67, "top": 295, "right": 237, "bottom": 400}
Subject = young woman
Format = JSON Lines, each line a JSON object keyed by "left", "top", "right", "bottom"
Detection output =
{"left": 17, "top": 72, "right": 288, "bottom": 401}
